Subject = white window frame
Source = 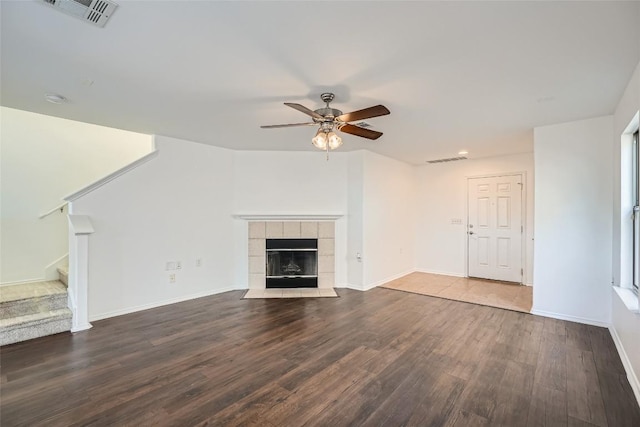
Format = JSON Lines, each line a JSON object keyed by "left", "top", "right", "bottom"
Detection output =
{"left": 633, "top": 129, "right": 640, "bottom": 294}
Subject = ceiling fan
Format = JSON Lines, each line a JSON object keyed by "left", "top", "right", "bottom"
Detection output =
{"left": 261, "top": 93, "right": 390, "bottom": 151}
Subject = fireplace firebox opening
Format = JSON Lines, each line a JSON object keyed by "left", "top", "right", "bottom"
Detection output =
{"left": 266, "top": 238, "right": 318, "bottom": 288}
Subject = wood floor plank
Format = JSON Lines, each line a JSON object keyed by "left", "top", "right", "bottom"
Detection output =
{"left": 404, "top": 372, "right": 466, "bottom": 426}
{"left": 255, "top": 348, "right": 374, "bottom": 426}
{"left": 526, "top": 383, "right": 568, "bottom": 427}
{"left": 359, "top": 356, "right": 444, "bottom": 425}
{"left": 565, "top": 322, "right": 593, "bottom": 352}
{"left": 588, "top": 326, "right": 627, "bottom": 375}
{"left": 453, "top": 357, "right": 508, "bottom": 420}
{"left": 597, "top": 370, "right": 640, "bottom": 427}
{"left": 534, "top": 331, "right": 568, "bottom": 392}
{"left": 0, "top": 385, "right": 76, "bottom": 427}
{"left": 1, "top": 288, "right": 638, "bottom": 426}
{"left": 200, "top": 384, "right": 292, "bottom": 427}
{"left": 445, "top": 409, "right": 490, "bottom": 426}
{"left": 568, "top": 416, "right": 603, "bottom": 427}
{"left": 565, "top": 347, "right": 608, "bottom": 427}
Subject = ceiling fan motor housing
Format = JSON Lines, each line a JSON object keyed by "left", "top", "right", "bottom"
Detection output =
{"left": 313, "top": 107, "right": 343, "bottom": 122}
{"left": 314, "top": 93, "right": 342, "bottom": 125}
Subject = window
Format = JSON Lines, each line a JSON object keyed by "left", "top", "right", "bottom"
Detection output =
{"left": 633, "top": 130, "right": 640, "bottom": 293}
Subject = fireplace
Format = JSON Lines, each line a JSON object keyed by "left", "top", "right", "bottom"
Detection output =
{"left": 247, "top": 220, "right": 335, "bottom": 289}
{"left": 266, "top": 239, "right": 318, "bottom": 288}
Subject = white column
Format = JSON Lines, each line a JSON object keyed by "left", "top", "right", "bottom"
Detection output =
{"left": 68, "top": 214, "right": 94, "bottom": 332}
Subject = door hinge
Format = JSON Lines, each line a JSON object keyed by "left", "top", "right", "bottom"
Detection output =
{"left": 521, "top": 225, "right": 523, "bottom": 233}
{"left": 521, "top": 268, "right": 523, "bottom": 276}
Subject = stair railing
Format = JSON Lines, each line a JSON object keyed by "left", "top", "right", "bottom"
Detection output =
{"left": 39, "top": 202, "right": 68, "bottom": 219}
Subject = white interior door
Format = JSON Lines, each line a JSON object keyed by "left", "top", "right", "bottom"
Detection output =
{"left": 468, "top": 175, "right": 523, "bottom": 283}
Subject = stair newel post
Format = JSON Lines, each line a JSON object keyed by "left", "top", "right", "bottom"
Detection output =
{"left": 68, "top": 214, "right": 94, "bottom": 332}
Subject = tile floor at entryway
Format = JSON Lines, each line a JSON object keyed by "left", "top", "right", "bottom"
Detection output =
{"left": 382, "top": 272, "right": 533, "bottom": 313}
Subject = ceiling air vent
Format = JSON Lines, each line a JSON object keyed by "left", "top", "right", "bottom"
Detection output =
{"left": 40, "top": 0, "right": 118, "bottom": 28}
{"left": 426, "top": 156, "right": 468, "bottom": 164}
{"left": 354, "top": 121, "right": 372, "bottom": 128}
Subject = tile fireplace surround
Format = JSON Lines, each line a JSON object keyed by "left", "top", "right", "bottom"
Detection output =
{"left": 248, "top": 221, "right": 335, "bottom": 289}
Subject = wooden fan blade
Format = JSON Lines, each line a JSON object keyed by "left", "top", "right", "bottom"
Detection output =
{"left": 339, "top": 123, "right": 383, "bottom": 140}
{"left": 336, "top": 105, "right": 390, "bottom": 123}
{"left": 260, "top": 122, "right": 317, "bottom": 129}
{"left": 284, "top": 103, "right": 324, "bottom": 120}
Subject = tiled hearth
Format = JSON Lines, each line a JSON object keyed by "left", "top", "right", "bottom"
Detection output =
{"left": 248, "top": 221, "right": 335, "bottom": 289}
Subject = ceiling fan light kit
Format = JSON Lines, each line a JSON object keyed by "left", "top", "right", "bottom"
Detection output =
{"left": 312, "top": 129, "right": 342, "bottom": 150}
{"left": 261, "top": 92, "right": 390, "bottom": 157}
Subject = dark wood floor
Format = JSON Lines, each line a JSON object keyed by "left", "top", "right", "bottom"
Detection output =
{"left": 1, "top": 288, "right": 638, "bottom": 426}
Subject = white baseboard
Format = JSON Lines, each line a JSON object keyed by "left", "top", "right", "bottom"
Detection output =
{"left": 337, "top": 282, "right": 380, "bottom": 292}
{"left": 337, "top": 269, "right": 415, "bottom": 292}
{"left": 609, "top": 325, "right": 640, "bottom": 406}
{"left": 370, "top": 269, "right": 415, "bottom": 289}
{"left": 530, "top": 308, "right": 610, "bottom": 328}
{"left": 336, "top": 282, "right": 373, "bottom": 291}
{"left": 0, "top": 277, "right": 47, "bottom": 287}
{"left": 89, "top": 286, "right": 238, "bottom": 321}
{"left": 415, "top": 268, "right": 466, "bottom": 278}
{"left": 71, "top": 323, "right": 93, "bottom": 333}
{"left": 337, "top": 283, "right": 367, "bottom": 291}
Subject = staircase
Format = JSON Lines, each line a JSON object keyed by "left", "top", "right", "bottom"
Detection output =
{"left": 0, "top": 276, "right": 72, "bottom": 346}
{"left": 57, "top": 265, "right": 69, "bottom": 286}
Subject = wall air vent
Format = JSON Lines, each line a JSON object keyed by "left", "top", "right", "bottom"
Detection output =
{"left": 426, "top": 156, "right": 468, "bottom": 164}
{"left": 40, "top": 0, "right": 118, "bottom": 28}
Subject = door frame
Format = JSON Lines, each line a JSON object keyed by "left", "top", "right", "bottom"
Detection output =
{"left": 465, "top": 171, "right": 527, "bottom": 284}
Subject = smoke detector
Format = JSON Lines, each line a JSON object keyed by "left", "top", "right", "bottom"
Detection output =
{"left": 45, "top": 93, "right": 68, "bottom": 104}
{"left": 40, "top": 0, "right": 118, "bottom": 28}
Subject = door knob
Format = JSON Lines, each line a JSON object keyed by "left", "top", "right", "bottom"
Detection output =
{"left": 469, "top": 231, "right": 475, "bottom": 235}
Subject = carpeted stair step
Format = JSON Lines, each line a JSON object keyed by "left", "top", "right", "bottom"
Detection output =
{"left": 0, "top": 308, "right": 72, "bottom": 346}
{"left": 0, "top": 281, "right": 68, "bottom": 319}
{"left": 0, "top": 281, "right": 72, "bottom": 346}
{"left": 57, "top": 265, "right": 69, "bottom": 287}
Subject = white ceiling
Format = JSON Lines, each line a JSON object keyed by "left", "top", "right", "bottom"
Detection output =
{"left": 1, "top": 1, "right": 639, "bottom": 164}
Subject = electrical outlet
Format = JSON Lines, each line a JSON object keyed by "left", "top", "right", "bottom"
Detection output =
{"left": 169, "top": 273, "right": 176, "bottom": 283}
{"left": 196, "top": 258, "right": 202, "bottom": 267}
{"left": 165, "top": 261, "right": 176, "bottom": 271}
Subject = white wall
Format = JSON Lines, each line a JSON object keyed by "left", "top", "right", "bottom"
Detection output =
{"left": 611, "top": 60, "right": 640, "bottom": 398}
{"left": 533, "top": 115, "right": 614, "bottom": 325}
{"left": 414, "top": 152, "right": 535, "bottom": 284}
{"left": 613, "top": 62, "right": 640, "bottom": 288}
{"left": 233, "top": 151, "right": 348, "bottom": 214}
{"left": 72, "top": 136, "right": 236, "bottom": 320}
{"left": 346, "top": 151, "right": 365, "bottom": 288}
{"left": 232, "top": 150, "right": 350, "bottom": 287}
{"left": 361, "top": 151, "right": 416, "bottom": 288}
{"left": 0, "top": 107, "right": 152, "bottom": 284}
{"left": 70, "top": 140, "right": 424, "bottom": 318}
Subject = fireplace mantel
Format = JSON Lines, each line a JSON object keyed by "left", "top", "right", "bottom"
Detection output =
{"left": 234, "top": 213, "right": 343, "bottom": 221}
